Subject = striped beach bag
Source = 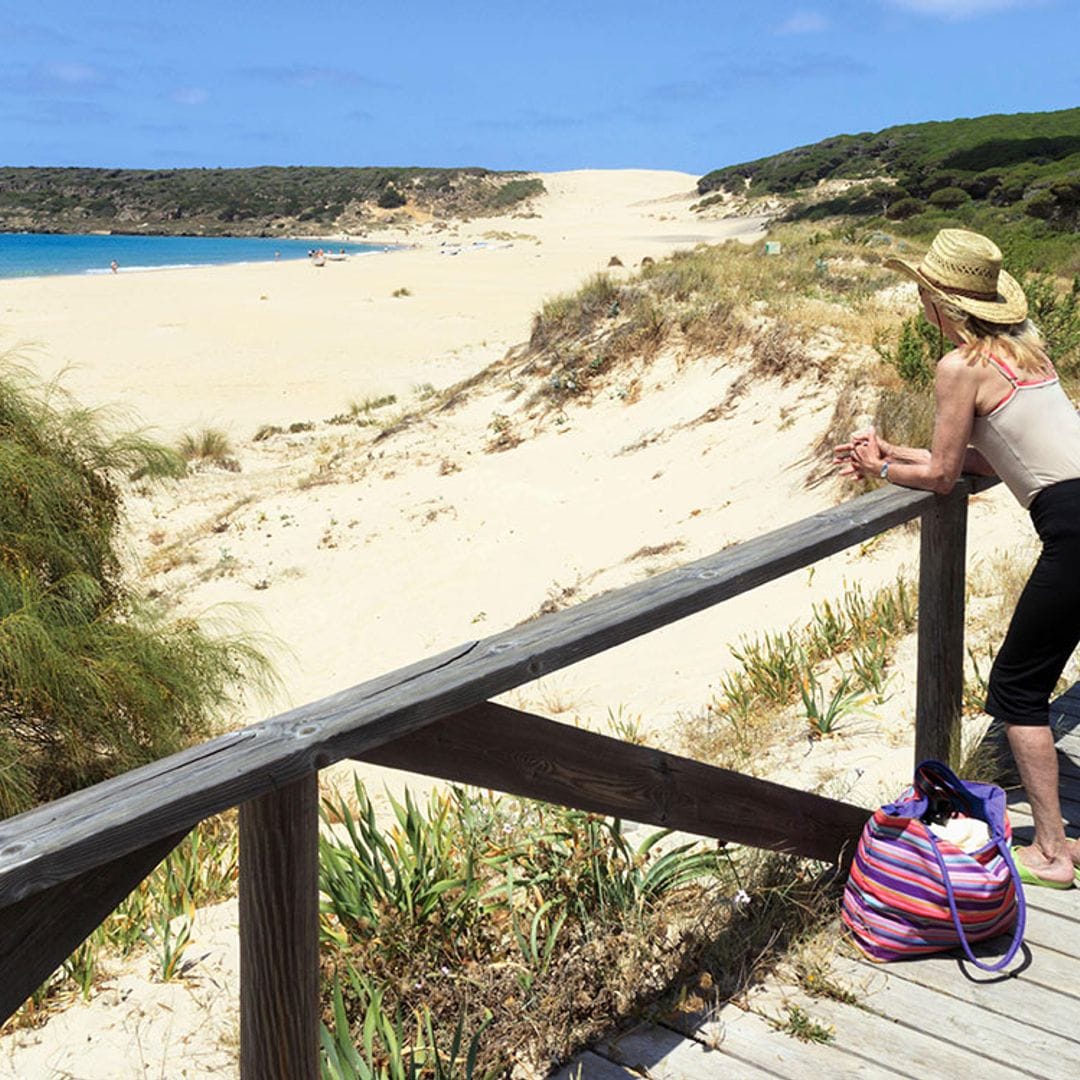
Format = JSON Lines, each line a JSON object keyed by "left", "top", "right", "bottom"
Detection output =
{"left": 842, "top": 759, "right": 1026, "bottom": 971}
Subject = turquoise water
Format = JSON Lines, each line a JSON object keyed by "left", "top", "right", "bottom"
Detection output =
{"left": 0, "top": 233, "right": 385, "bottom": 279}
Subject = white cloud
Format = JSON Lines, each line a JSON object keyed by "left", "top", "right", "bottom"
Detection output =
{"left": 777, "top": 11, "right": 829, "bottom": 34}
{"left": 887, "top": 0, "right": 1032, "bottom": 17}
{"left": 171, "top": 87, "right": 209, "bottom": 106}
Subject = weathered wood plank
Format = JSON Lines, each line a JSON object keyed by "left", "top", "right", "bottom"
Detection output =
{"left": 660, "top": 1003, "right": 897, "bottom": 1079}
{"left": 546, "top": 1050, "right": 641, "bottom": 1079}
{"left": 1049, "top": 729, "right": 1080, "bottom": 767}
{"left": 746, "top": 982, "right": 1029, "bottom": 1080}
{"left": 915, "top": 489, "right": 969, "bottom": 766}
{"left": 0, "top": 642, "right": 475, "bottom": 905}
{"left": 358, "top": 702, "right": 869, "bottom": 863}
{"left": 1012, "top": 900, "right": 1080, "bottom": 967}
{"left": 239, "top": 774, "right": 320, "bottom": 1080}
{"left": 0, "top": 830, "right": 183, "bottom": 1022}
{"left": 1, "top": 481, "right": 992, "bottom": 906}
{"left": 848, "top": 948, "right": 1080, "bottom": 1040}
{"left": 1006, "top": 793, "right": 1080, "bottom": 835}
{"left": 603, "top": 1015, "right": 865, "bottom": 1079}
{"left": 821, "top": 957, "right": 1077, "bottom": 1078}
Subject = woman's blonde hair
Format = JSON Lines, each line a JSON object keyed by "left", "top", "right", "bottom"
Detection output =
{"left": 934, "top": 297, "right": 1050, "bottom": 374}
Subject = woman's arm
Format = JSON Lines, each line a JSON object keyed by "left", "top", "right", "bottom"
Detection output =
{"left": 836, "top": 432, "right": 995, "bottom": 477}
{"left": 840, "top": 356, "right": 981, "bottom": 492}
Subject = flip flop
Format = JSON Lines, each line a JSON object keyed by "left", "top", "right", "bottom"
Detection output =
{"left": 1011, "top": 845, "right": 1075, "bottom": 890}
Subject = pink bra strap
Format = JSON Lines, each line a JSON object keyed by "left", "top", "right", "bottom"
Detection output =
{"left": 987, "top": 354, "right": 1019, "bottom": 386}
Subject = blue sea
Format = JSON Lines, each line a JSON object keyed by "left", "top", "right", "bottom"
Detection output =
{"left": 0, "top": 233, "right": 385, "bottom": 279}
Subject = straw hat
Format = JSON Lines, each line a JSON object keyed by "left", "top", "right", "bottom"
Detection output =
{"left": 884, "top": 228, "right": 1027, "bottom": 324}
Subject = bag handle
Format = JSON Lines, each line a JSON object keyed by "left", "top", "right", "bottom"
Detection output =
{"left": 915, "top": 759, "right": 981, "bottom": 821}
{"left": 924, "top": 826, "right": 1026, "bottom": 972}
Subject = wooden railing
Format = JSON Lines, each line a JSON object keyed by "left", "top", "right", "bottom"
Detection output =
{"left": 0, "top": 476, "right": 997, "bottom": 1077}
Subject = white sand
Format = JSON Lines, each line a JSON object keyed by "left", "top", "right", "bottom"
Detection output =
{"left": 0, "top": 170, "right": 1034, "bottom": 1078}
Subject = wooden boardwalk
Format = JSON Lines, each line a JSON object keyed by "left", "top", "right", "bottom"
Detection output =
{"left": 552, "top": 684, "right": 1080, "bottom": 1079}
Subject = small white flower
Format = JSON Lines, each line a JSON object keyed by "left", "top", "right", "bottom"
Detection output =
{"left": 732, "top": 889, "right": 751, "bottom": 909}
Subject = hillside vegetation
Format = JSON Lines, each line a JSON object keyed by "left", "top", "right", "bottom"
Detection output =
{"left": 698, "top": 108, "right": 1080, "bottom": 267}
{"left": 0, "top": 166, "right": 545, "bottom": 236}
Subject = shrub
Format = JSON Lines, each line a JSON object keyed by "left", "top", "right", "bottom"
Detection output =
{"left": 489, "top": 177, "right": 545, "bottom": 210}
{"left": 1023, "top": 271, "right": 1080, "bottom": 381}
{"left": 886, "top": 197, "right": 924, "bottom": 221}
{"left": 874, "top": 315, "right": 938, "bottom": 389}
{"left": 377, "top": 185, "right": 407, "bottom": 210}
{"left": 319, "top": 781, "right": 738, "bottom": 1076}
{"left": 928, "top": 186, "right": 970, "bottom": 210}
{"left": 0, "top": 363, "right": 275, "bottom": 814}
{"left": 530, "top": 273, "right": 622, "bottom": 348}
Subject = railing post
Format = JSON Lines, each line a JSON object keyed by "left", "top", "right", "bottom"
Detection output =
{"left": 915, "top": 487, "right": 970, "bottom": 767}
{"left": 239, "top": 773, "right": 320, "bottom": 1080}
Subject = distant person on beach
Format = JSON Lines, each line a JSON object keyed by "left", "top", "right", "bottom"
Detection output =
{"left": 110, "top": 259, "right": 118, "bottom": 273}
{"left": 834, "top": 228, "right": 1080, "bottom": 889}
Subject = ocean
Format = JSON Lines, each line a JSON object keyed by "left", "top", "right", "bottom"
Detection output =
{"left": 0, "top": 233, "right": 385, "bottom": 279}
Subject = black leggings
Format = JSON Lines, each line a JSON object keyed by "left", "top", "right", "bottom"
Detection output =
{"left": 985, "top": 477, "right": 1080, "bottom": 726}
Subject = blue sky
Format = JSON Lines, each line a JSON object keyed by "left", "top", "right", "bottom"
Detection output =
{"left": 3, "top": 1, "right": 1076, "bottom": 176}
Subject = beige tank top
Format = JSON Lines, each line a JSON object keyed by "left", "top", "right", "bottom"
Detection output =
{"left": 969, "top": 356, "right": 1080, "bottom": 508}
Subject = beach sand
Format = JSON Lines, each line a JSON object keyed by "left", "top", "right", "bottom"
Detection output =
{"left": 0, "top": 170, "right": 1034, "bottom": 1077}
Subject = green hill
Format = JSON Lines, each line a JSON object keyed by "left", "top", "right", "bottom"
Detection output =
{"left": 698, "top": 108, "right": 1080, "bottom": 238}
{"left": 0, "top": 166, "right": 545, "bottom": 236}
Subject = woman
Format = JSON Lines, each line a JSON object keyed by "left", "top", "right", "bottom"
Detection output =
{"left": 835, "top": 228, "right": 1080, "bottom": 888}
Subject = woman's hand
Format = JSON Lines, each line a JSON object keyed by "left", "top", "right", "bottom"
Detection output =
{"left": 833, "top": 427, "right": 887, "bottom": 481}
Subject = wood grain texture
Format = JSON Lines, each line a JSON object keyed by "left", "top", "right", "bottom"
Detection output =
{"left": 0, "top": 478, "right": 994, "bottom": 907}
{"left": 615, "top": 1011, "right": 879, "bottom": 1080}
{"left": 546, "top": 1050, "right": 642, "bottom": 1080}
{"left": 239, "top": 774, "right": 320, "bottom": 1080}
{"left": 915, "top": 489, "right": 969, "bottom": 766}
{"left": 358, "top": 702, "right": 869, "bottom": 863}
{"left": 0, "top": 831, "right": 183, "bottom": 1022}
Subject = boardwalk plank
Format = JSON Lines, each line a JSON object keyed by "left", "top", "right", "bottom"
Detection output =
{"left": 825, "top": 955, "right": 1074, "bottom": 1079}
{"left": 846, "top": 950, "right": 1080, "bottom": 1041}
{"left": 605, "top": 1013, "right": 877, "bottom": 1080}
{"left": 546, "top": 1050, "right": 641, "bottom": 1079}
{"left": 745, "top": 982, "right": 1034, "bottom": 1080}
{"left": 1017, "top": 896, "right": 1080, "bottom": 962}
{"left": 1007, "top": 794, "right": 1080, "bottom": 826}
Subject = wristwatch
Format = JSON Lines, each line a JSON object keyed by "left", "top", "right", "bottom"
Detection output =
{"left": 880, "top": 461, "right": 890, "bottom": 480}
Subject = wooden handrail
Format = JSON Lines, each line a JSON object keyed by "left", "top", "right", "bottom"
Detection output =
{"left": 0, "top": 475, "right": 999, "bottom": 1069}
{"left": 0, "top": 477, "right": 994, "bottom": 906}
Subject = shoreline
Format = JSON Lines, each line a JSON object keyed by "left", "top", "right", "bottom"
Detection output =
{"left": 0, "top": 234, "right": 397, "bottom": 283}
{"left": 0, "top": 170, "right": 769, "bottom": 437}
